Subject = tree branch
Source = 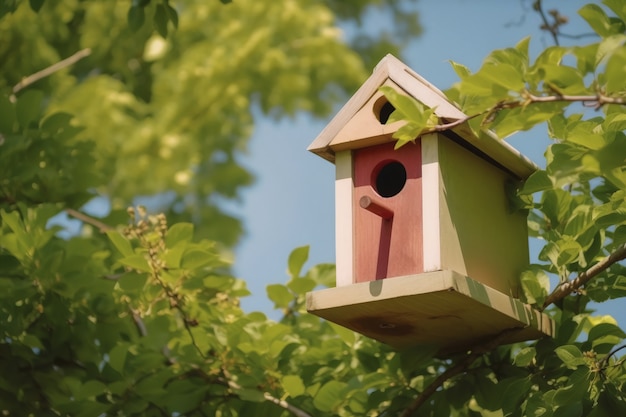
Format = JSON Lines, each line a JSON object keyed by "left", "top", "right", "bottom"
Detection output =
{"left": 11, "top": 48, "right": 92, "bottom": 98}
{"left": 398, "top": 328, "right": 523, "bottom": 417}
{"left": 419, "top": 90, "right": 626, "bottom": 141}
{"left": 221, "top": 368, "right": 313, "bottom": 417}
{"left": 524, "top": 92, "right": 626, "bottom": 109}
{"left": 65, "top": 208, "right": 113, "bottom": 232}
{"left": 542, "top": 243, "right": 626, "bottom": 310}
{"left": 263, "top": 392, "right": 313, "bottom": 417}
{"left": 533, "top": 0, "right": 560, "bottom": 46}
{"left": 130, "top": 308, "right": 148, "bottom": 337}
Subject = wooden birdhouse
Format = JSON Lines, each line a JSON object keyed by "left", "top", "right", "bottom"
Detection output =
{"left": 306, "top": 55, "right": 554, "bottom": 353}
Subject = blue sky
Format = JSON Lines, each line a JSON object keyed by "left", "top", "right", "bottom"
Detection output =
{"left": 232, "top": 0, "right": 626, "bottom": 325}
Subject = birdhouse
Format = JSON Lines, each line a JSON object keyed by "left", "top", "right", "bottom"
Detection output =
{"left": 306, "top": 55, "right": 554, "bottom": 353}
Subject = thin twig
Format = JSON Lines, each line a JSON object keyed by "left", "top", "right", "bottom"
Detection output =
{"left": 263, "top": 392, "right": 313, "bottom": 417}
{"left": 533, "top": 0, "right": 560, "bottom": 46}
{"left": 397, "top": 328, "right": 523, "bottom": 417}
{"left": 221, "top": 368, "right": 313, "bottom": 417}
{"left": 11, "top": 48, "right": 92, "bottom": 97}
{"left": 418, "top": 91, "right": 625, "bottom": 139}
{"left": 600, "top": 345, "right": 626, "bottom": 368}
{"left": 65, "top": 208, "right": 113, "bottom": 232}
{"left": 542, "top": 243, "right": 626, "bottom": 310}
{"left": 130, "top": 309, "right": 148, "bottom": 337}
{"left": 524, "top": 92, "right": 626, "bottom": 109}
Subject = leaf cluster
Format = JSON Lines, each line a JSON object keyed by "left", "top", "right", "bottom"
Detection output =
{"left": 374, "top": 1, "right": 626, "bottom": 415}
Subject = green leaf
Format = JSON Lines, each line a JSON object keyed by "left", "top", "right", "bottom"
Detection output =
{"left": 181, "top": 249, "right": 215, "bottom": 269}
{"left": 327, "top": 321, "right": 356, "bottom": 346}
{"left": 281, "top": 375, "right": 305, "bottom": 398}
{"left": 553, "top": 402, "right": 582, "bottom": 417}
{"left": 538, "top": 64, "right": 586, "bottom": 94}
{"left": 379, "top": 86, "right": 429, "bottom": 124}
{"left": 107, "top": 231, "right": 134, "bottom": 256}
{"left": 520, "top": 170, "right": 553, "bottom": 195}
{"left": 28, "top": 0, "right": 44, "bottom": 12}
{"left": 565, "top": 121, "right": 607, "bottom": 150}
{"left": 236, "top": 388, "right": 265, "bottom": 403}
{"left": 118, "top": 272, "right": 148, "bottom": 292}
{"left": 588, "top": 322, "right": 626, "bottom": 349}
{"left": 595, "top": 34, "right": 626, "bottom": 66}
{"left": 514, "top": 347, "right": 536, "bottom": 367}
{"left": 108, "top": 344, "right": 129, "bottom": 373}
{"left": 154, "top": 4, "right": 168, "bottom": 38}
{"left": 555, "top": 345, "right": 585, "bottom": 369}
{"left": 127, "top": 5, "right": 145, "bottom": 32}
{"left": 15, "top": 89, "right": 44, "bottom": 128}
{"left": 579, "top": 3, "right": 617, "bottom": 37}
{"left": 449, "top": 60, "right": 471, "bottom": 79}
{"left": 287, "top": 277, "right": 316, "bottom": 295}
{"left": 478, "top": 63, "right": 526, "bottom": 92}
{"left": 287, "top": 245, "right": 309, "bottom": 278}
{"left": 21, "top": 334, "right": 44, "bottom": 350}
{"left": 77, "top": 380, "right": 107, "bottom": 400}
{"left": 313, "top": 380, "right": 347, "bottom": 412}
{"left": 119, "top": 253, "right": 150, "bottom": 272}
{"left": 267, "top": 284, "right": 293, "bottom": 309}
{"left": 307, "top": 263, "right": 335, "bottom": 288}
{"left": 0, "top": 94, "right": 16, "bottom": 133}
{"left": 165, "top": 4, "right": 178, "bottom": 28}
{"left": 604, "top": 0, "right": 626, "bottom": 23}
{"left": 162, "top": 245, "right": 184, "bottom": 269}
{"left": 553, "top": 368, "right": 588, "bottom": 408}
{"left": 165, "top": 223, "right": 194, "bottom": 247}
{"left": 605, "top": 45, "right": 626, "bottom": 93}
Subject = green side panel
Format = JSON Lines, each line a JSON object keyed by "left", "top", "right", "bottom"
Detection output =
{"left": 438, "top": 135, "right": 530, "bottom": 297}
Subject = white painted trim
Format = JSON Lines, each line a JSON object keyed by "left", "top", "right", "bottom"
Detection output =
{"left": 335, "top": 151, "right": 354, "bottom": 286}
{"left": 421, "top": 134, "right": 441, "bottom": 272}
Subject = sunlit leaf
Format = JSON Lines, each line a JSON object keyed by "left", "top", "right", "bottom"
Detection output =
{"left": 267, "top": 284, "right": 292, "bottom": 309}
{"left": 107, "top": 231, "right": 133, "bottom": 256}
{"left": 287, "top": 245, "right": 309, "bottom": 279}
{"left": 119, "top": 253, "right": 150, "bottom": 272}
{"left": 281, "top": 375, "right": 305, "bottom": 397}
{"left": 314, "top": 380, "right": 347, "bottom": 412}
{"left": 555, "top": 345, "right": 585, "bottom": 369}
{"left": 165, "top": 223, "right": 194, "bottom": 247}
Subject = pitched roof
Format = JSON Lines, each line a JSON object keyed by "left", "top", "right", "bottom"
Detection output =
{"left": 308, "top": 54, "right": 537, "bottom": 179}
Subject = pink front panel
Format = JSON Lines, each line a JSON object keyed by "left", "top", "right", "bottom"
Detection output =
{"left": 353, "top": 141, "right": 423, "bottom": 283}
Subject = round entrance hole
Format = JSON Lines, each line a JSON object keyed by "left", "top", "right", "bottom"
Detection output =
{"left": 373, "top": 96, "right": 396, "bottom": 124}
{"left": 374, "top": 161, "right": 407, "bottom": 198}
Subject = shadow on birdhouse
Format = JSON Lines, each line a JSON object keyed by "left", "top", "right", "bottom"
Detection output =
{"left": 305, "top": 55, "right": 554, "bottom": 354}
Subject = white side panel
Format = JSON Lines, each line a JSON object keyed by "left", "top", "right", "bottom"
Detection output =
{"left": 335, "top": 151, "right": 354, "bottom": 286}
{"left": 421, "top": 134, "right": 441, "bottom": 272}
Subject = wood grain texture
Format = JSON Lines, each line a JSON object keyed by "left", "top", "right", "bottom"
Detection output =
{"left": 306, "top": 270, "right": 554, "bottom": 353}
{"left": 335, "top": 151, "right": 354, "bottom": 287}
{"left": 353, "top": 142, "right": 423, "bottom": 282}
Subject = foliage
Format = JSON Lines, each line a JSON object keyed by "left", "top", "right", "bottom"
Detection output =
{"left": 0, "top": 0, "right": 428, "bottom": 416}
{"left": 0, "top": 0, "right": 409, "bottom": 246}
{"left": 2, "top": 0, "right": 626, "bottom": 416}
{"left": 379, "top": 0, "right": 626, "bottom": 415}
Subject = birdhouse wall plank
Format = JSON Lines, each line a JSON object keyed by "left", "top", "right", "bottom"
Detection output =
{"left": 421, "top": 133, "right": 443, "bottom": 272}
{"left": 335, "top": 150, "right": 354, "bottom": 287}
{"left": 436, "top": 136, "right": 529, "bottom": 297}
{"left": 352, "top": 141, "right": 423, "bottom": 282}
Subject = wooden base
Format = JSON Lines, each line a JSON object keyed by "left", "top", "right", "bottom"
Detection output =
{"left": 306, "top": 270, "right": 555, "bottom": 354}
